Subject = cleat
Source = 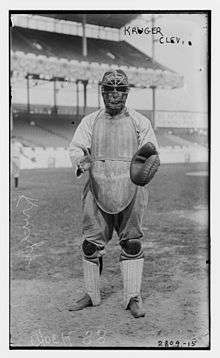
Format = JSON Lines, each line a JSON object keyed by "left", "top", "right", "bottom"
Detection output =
{"left": 68, "top": 293, "right": 93, "bottom": 311}
{"left": 127, "top": 296, "right": 145, "bottom": 318}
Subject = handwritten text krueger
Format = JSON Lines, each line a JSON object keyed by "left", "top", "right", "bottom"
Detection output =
{"left": 124, "top": 26, "right": 163, "bottom": 36}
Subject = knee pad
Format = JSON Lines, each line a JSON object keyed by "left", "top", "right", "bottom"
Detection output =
{"left": 82, "top": 240, "right": 105, "bottom": 260}
{"left": 120, "top": 238, "right": 143, "bottom": 259}
{"left": 82, "top": 240, "right": 98, "bottom": 258}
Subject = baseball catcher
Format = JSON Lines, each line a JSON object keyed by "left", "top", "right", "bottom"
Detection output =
{"left": 68, "top": 69, "right": 160, "bottom": 318}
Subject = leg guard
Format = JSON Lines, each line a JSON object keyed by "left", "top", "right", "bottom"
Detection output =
{"left": 120, "top": 258, "right": 144, "bottom": 309}
{"left": 120, "top": 238, "right": 144, "bottom": 260}
{"left": 82, "top": 239, "right": 105, "bottom": 273}
{"left": 82, "top": 239, "right": 104, "bottom": 258}
{"left": 82, "top": 239, "right": 98, "bottom": 258}
{"left": 83, "top": 259, "right": 101, "bottom": 306}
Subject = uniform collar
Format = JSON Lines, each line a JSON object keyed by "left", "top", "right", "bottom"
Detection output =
{"left": 104, "top": 107, "right": 129, "bottom": 119}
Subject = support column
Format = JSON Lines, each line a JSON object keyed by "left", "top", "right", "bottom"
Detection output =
{"left": 76, "top": 80, "right": 80, "bottom": 116}
{"left": 53, "top": 78, "right": 57, "bottom": 115}
{"left": 151, "top": 86, "right": 156, "bottom": 130}
{"left": 151, "top": 15, "right": 155, "bottom": 61}
{"left": 26, "top": 74, "right": 30, "bottom": 113}
{"left": 82, "top": 14, "right": 87, "bottom": 57}
{"left": 83, "top": 80, "right": 88, "bottom": 115}
{"left": 98, "top": 82, "right": 101, "bottom": 109}
{"left": 151, "top": 15, "right": 156, "bottom": 130}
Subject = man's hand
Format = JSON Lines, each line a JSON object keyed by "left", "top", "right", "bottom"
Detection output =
{"left": 76, "top": 147, "right": 92, "bottom": 176}
{"left": 71, "top": 145, "right": 93, "bottom": 177}
{"left": 77, "top": 155, "right": 92, "bottom": 173}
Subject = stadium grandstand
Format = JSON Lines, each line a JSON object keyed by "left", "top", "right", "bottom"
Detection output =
{"left": 10, "top": 13, "right": 208, "bottom": 168}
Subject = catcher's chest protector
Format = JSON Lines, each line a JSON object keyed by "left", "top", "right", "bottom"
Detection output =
{"left": 90, "top": 110, "right": 138, "bottom": 214}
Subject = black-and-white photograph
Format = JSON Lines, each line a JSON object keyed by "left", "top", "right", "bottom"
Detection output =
{"left": 9, "top": 10, "right": 210, "bottom": 349}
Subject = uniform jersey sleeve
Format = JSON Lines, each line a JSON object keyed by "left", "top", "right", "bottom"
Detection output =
{"left": 132, "top": 110, "right": 159, "bottom": 152}
{"left": 68, "top": 111, "right": 99, "bottom": 177}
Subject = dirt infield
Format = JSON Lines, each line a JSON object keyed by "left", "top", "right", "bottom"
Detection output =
{"left": 10, "top": 163, "right": 209, "bottom": 348}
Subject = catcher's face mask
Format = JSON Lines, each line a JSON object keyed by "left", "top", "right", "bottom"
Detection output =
{"left": 101, "top": 70, "right": 129, "bottom": 116}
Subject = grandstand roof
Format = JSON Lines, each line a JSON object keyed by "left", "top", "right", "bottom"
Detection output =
{"left": 38, "top": 13, "right": 139, "bottom": 29}
{"left": 11, "top": 26, "right": 184, "bottom": 88}
{"left": 11, "top": 26, "right": 170, "bottom": 71}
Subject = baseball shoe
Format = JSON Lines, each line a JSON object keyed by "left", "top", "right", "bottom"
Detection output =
{"left": 68, "top": 293, "right": 93, "bottom": 311}
{"left": 127, "top": 296, "right": 145, "bottom": 318}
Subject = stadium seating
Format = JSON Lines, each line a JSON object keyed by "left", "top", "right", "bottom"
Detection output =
{"left": 13, "top": 110, "right": 208, "bottom": 151}
{"left": 13, "top": 116, "right": 69, "bottom": 147}
{"left": 10, "top": 25, "right": 207, "bottom": 167}
{"left": 174, "top": 132, "right": 207, "bottom": 147}
{"left": 13, "top": 111, "right": 208, "bottom": 169}
{"left": 155, "top": 127, "right": 208, "bottom": 148}
{"left": 11, "top": 26, "right": 168, "bottom": 71}
{"left": 20, "top": 143, "right": 208, "bottom": 169}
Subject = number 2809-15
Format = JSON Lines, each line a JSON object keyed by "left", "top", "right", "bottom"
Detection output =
{"left": 158, "top": 339, "right": 197, "bottom": 347}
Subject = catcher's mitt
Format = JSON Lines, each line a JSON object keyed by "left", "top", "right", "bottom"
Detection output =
{"left": 130, "top": 142, "right": 160, "bottom": 186}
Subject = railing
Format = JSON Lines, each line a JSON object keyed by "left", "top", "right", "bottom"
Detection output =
{"left": 12, "top": 104, "right": 208, "bottom": 129}
{"left": 20, "top": 145, "right": 208, "bottom": 170}
{"left": 155, "top": 110, "right": 208, "bottom": 129}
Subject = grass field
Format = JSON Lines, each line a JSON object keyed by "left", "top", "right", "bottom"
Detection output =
{"left": 10, "top": 162, "right": 209, "bottom": 348}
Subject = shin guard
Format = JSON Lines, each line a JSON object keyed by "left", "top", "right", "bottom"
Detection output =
{"left": 83, "top": 259, "right": 101, "bottom": 306}
{"left": 120, "top": 258, "right": 144, "bottom": 309}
